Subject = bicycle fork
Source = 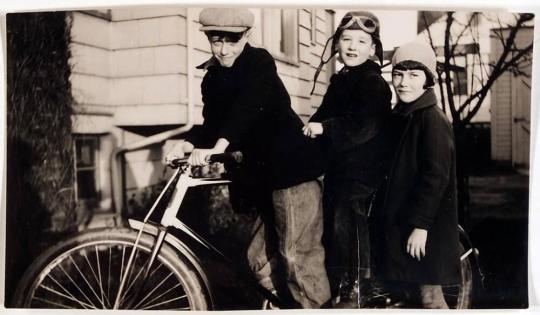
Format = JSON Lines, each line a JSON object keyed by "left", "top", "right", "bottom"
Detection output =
{"left": 112, "top": 168, "right": 183, "bottom": 309}
{"left": 113, "top": 167, "right": 232, "bottom": 309}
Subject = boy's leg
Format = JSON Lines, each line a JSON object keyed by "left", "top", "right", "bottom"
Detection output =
{"left": 246, "top": 214, "right": 280, "bottom": 293}
{"left": 325, "top": 190, "right": 355, "bottom": 300}
{"left": 272, "top": 180, "right": 331, "bottom": 308}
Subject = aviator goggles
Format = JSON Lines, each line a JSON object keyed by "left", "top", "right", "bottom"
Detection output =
{"left": 338, "top": 15, "right": 378, "bottom": 33}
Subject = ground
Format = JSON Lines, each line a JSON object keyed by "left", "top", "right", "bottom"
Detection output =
{"left": 468, "top": 165, "right": 529, "bottom": 308}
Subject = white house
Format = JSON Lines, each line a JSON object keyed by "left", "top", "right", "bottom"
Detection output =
{"left": 67, "top": 7, "right": 336, "bottom": 223}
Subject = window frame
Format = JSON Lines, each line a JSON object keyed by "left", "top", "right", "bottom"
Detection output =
{"left": 73, "top": 134, "right": 100, "bottom": 202}
{"left": 261, "top": 8, "right": 299, "bottom": 65}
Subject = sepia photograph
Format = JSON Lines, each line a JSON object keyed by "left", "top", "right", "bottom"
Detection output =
{"left": 0, "top": 0, "right": 537, "bottom": 312}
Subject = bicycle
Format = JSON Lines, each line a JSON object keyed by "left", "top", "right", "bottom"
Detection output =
{"left": 13, "top": 152, "right": 480, "bottom": 310}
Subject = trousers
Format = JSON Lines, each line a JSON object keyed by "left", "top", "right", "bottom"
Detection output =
{"left": 246, "top": 180, "right": 331, "bottom": 308}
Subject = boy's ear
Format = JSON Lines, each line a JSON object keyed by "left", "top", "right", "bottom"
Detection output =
{"left": 244, "top": 28, "right": 253, "bottom": 39}
{"left": 369, "top": 44, "right": 376, "bottom": 57}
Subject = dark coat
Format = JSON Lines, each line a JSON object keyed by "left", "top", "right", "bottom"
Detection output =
{"left": 372, "top": 89, "right": 461, "bottom": 285}
{"left": 309, "top": 60, "right": 393, "bottom": 188}
{"left": 187, "top": 43, "right": 327, "bottom": 190}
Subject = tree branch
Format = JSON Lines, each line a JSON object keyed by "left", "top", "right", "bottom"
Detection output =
{"left": 443, "top": 12, "right": 459, "bottom": 124}
{"left": 457, "top": 13, "right": 533, "bottom": 119}
{"left": 422, "top": 11, "right": 448, "bottom": 113}
{"left": 462, "top": 40, "right": 533, "bottom": 123}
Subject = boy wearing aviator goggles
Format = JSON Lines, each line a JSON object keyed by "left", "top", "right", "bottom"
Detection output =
{"left": 303, "top": 11, "right": 393, "bottom": 308}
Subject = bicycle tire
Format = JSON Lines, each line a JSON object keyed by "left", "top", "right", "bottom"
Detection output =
{"left": 441, "top": 243, "right": 473, "bottom": 309}
{"left": 370, "top": 242, "right": 473, "bottom": 309}
{"left": 13, "top": 228, "right": 212, "bottom": 310}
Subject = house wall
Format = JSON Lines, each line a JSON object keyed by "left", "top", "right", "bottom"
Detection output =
{"left": 490, "top": 27, "right": 533, "bottom": 168}
{"left": 68, "top": 7, "right": 335, "bottom": 212}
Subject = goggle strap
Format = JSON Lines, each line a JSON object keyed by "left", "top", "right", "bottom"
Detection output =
{"left": 310, "top": 35, "right": 336, "bottom": 95}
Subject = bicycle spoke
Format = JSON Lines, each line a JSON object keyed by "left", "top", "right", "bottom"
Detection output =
{"left": 147, "top": 261, "right": 164, "bottom": 279}
{"left": 68, "top": 255, "right": 106, "bottom": 308}
{"left": 140, "top": 295, "right": 187, "bottom": 310}
{"left": 33, "top": 296, "right": 74, "bottom": 309}
{"left": 131, "top": 263, "right": 165, "bottom": 308}
{"left": 119, "top": 245, "right": 126, "bottom": 291}
{"left": 113, "top": 243, "right": 138, "bottom": 309}
{"left": 107, "top": 246, "right": 112, "bottom": 304}
{"left": 93, "top": 245, "right": 111, "bottom": 307}
{"left": 137, "top": 281, "right": 182, "bottom": 310}
{"left": 119, "top": 264, "right": 145, "bottom": 305}
{"left": 38, "top": 284, "right": 96, "bottom": 309}
{"left": 122, "top": 247, "right": 140, "bottom": 295}
{"left": 134, "top": 271, "right": 174, "bottom": 309}
{"left": 44, "top": 274, "right": 96, "bottom": 309}
{"left": 81, "top": 251, "right": 105, "bottom": 305}
{"left": 58, "top": 264, "right": 97, "bottom": 309}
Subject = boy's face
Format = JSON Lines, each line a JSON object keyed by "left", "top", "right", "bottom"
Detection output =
{"left": 207, "top": 31, "right": 249, "bottom": 68}
{"left": 337, "top": 29, "right": 375, "bottom": 67}
{"left": 392, "top": 69, "right": 427, "bottom": 103}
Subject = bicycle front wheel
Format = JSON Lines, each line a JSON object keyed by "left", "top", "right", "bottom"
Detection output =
{"left": 13, "top": 228, "right": 211, "bottom": 310}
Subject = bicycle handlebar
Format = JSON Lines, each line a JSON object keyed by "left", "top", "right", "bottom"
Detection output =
{"left": 207, "top": 151, "right": 243, "bottom": 164}
{"left": 170, "top": 151, "right": 243, "bottom": 168}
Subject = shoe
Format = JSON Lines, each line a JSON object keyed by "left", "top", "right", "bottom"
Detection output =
{"left": 333, "top": 280, "right": 360, "bottom": 308}
{"left": 261, "top": 290, "right": 281, "bottom": 310}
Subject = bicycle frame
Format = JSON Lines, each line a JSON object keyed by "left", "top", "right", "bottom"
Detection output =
{"left": 112, "top": 160, "right": 483, "bottom": 309}
{"left": 113, "top": 164, "right": 232, "bottom": 309}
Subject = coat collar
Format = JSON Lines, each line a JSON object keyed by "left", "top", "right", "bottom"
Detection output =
{"left": 196, "top": 43, "right": 253, "bottom": 70}
{"left": 339, "top": 59, "right": 381, "bottom": 76}
{"left": 393, "top": 89, "right": 438, "bottom": 117}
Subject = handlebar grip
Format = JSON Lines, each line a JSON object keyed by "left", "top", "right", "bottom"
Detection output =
{"left": 207, "top": 151, "right": 243, "bottom": 164}
{"left": 170, "top": 157, "right": 188, "bottom": 168}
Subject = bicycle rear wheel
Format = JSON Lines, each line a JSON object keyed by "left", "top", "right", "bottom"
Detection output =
{"left": 13, "top": 228, "right": 211, "bottom": 310}
{"left": 441, "top": 243, "right": 473, "bottom": 309}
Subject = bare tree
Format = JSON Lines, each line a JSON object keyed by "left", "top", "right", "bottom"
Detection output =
{"left": 422, "top": 11, "right": 534, "bottom": 129}
{"left": 421, "top": 11, "right": 534, "bottom": 227}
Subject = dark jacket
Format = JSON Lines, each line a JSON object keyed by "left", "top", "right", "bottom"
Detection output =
{"left": 373, "top": 89, "right": 460, "bottom": 285}
{"left": 187, "top": 43, "right": 327, "bottom": 190}
{"left": 309, "top": 60, "right": 392, "bottom": 187}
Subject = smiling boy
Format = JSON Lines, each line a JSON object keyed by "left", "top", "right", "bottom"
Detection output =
{"left": 166, "top": 8, "right": 331, "bottom": 309}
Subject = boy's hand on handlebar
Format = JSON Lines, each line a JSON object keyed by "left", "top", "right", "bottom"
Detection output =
{"left": 188, "top": 148, "right": 221, "bottom": 166}
{"left": 407, "top": 228, "right": 427, "bottom": 261}
{"left": 302, "top": 122, "right": 323, "bottom": 138}
{"left": 165, "top": 141, "right": 194, "bottom": 166}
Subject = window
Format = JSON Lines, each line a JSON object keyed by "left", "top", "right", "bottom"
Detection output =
{"left": 74, "top": 135, "right": 99, "bottom": 200}
{"left": 262, "top": 9, "right": 298, "bottom": 64}
{"left": 311, "top": 9, "right": 317, "bottom": 45}
{"left": 452, "top": 56, "right": 468, "bottom": 95}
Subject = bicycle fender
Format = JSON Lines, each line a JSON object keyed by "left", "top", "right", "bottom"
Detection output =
{"left": 458, "top": 225, "right": 485, "bottom": 289}
{"left": 128, "top": 219, "right": 215, "bottom": 308}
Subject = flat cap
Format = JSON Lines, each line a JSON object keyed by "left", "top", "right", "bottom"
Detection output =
{"left": 199, "top": 8, "right": 254, "bottom": 33}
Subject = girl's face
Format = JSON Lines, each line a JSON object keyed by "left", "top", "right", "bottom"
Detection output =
{"left": 392, "top": 69, "right": 428, "bottom": 103}
{"left": 337, "top": 29, "right": 375, "bottom": 67}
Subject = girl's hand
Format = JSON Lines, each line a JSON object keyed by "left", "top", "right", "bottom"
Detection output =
{"left": 302, "top": 122, "right": 323, "bottom": 138}
{"left": 407, "top": 228, "right": 428, "bottom": 261}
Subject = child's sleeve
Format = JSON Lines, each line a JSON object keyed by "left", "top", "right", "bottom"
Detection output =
{"left": 309, "top": 76, "right": 337, "bottom": 123}
{"left": 407, "top": 110, "right": 455, "bottom": 230}
{"left": 321, "top": 75, "right": 391, "bottom": 152}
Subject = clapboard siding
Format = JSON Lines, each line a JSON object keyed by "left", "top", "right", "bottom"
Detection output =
{"left": 69, "top": 7, "right": 335, "bottom": 192}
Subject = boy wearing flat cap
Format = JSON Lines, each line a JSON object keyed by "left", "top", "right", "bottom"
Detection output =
{"left": 166, "top": 8, "right": 331, "bottom": 309}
